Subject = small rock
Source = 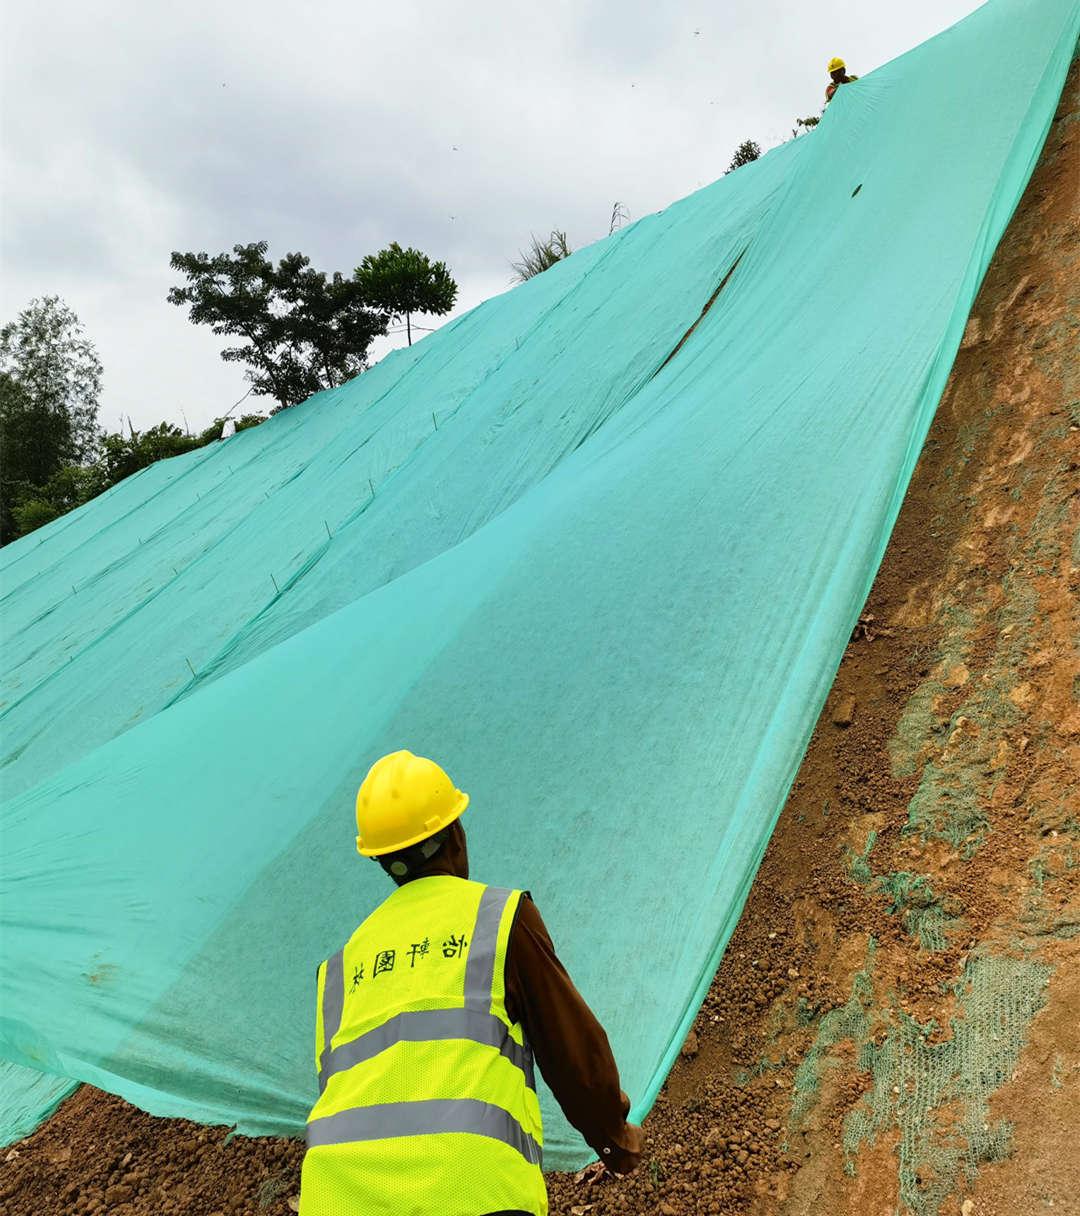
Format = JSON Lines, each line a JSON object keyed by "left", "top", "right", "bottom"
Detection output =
{"left": 960, "top": 315, "right": 982, "bottom": 347}
{"left": 961, "top": 1201, "right": 975, "bottom": 1216}
{"left": 681, "top": 1029, "right": 699, "bottom": 1059}
{"left": 832, "top": 693, "right": 857, "bottom": 728}
{"left": 288, "top": 1199, "right": 301, "bottom": 1214}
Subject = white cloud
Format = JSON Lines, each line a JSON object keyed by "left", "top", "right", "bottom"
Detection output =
{"left": 1, "top": 0, "right": 978, "bottom": 432}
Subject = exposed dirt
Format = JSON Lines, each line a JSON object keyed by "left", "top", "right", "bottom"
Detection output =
{"left": 3, "top": 61, "right": 1077, "bottom": 1216}
{"left": 1, "top": 1088, "right": 303, "bottom": 1216}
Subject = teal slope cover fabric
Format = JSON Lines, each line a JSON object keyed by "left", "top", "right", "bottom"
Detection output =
{"left": 1, "top": 0, "right": 1076, "bottom": 1165}
{"left": 0, "top": 1063, "right": 78, "bottom": 1146}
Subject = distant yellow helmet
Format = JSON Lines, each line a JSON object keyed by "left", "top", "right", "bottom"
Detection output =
{"left": 828, "top": 57, "right": 846, "bottom": 73}
{"left": 355, "top": 750, "right": 469, "bottom": 856}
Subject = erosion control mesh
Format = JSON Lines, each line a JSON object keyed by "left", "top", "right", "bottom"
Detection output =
{"left": 854, "top": 957, "right": 1051, "bottom": 1216}
{"left": 1, "top": 0, "right": 1077, "bottom": 1169}
{"left": 792, "top": 948, "right": 1053, "bottom": 1216}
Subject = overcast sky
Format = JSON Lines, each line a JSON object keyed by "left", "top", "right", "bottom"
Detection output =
{"left": 2, "top": 0, "right": 979, "bottom": 433}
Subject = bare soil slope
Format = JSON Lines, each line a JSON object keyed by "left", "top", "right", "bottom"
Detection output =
{"left": 3, "top": 62, "right": 1077, "bottom": 1216}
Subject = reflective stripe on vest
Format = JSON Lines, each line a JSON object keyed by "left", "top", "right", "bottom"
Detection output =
{"left": 320, "top": 1006, "right": 536, "bottom": 1092}
{"left": 317, "top": 947, "right": 345, "bottom": 1086}
{"left": 306, "top": 1096, "right": 542, "bottom": 1166}
{"left": 463, "top": 884, "right": 509, "bottom": 1006}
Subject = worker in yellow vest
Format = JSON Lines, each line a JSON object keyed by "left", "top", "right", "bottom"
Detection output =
{"left": 825, "top": 56, "right": 859, "bottom": 103}
{"left": 299, "top": 750, "right": 642, "bottom": 1215}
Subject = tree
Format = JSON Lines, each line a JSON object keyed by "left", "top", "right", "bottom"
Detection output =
{"left": 726, "top": 140, "right": 762, "bottom": 173}
{"left": 0, "top": 296, "right": 102, "bottom": 472}
{"left": 353, "top": 243, "right": 458, "bottom": 346}
{"left": 167, "top": 242, "right": 388, "bottom": 411}
{"left": 0, "top": 297, "right": 103, "bottom": 543}
{"left": 510, "top": 230, "right": 572, "bottom": 283}
{"left": 0, "top": 374, "right": 36, "bottom": 542}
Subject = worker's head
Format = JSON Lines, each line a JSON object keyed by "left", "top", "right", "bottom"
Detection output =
{"left": 355, "top": 750, "right": 469, "bottom": 884}
{"left": 828, "top": 56, "right": 846, "bottom": 81}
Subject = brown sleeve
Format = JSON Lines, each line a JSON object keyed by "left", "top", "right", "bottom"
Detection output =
{"left": 505, "top": 894, "right": 641, "bottom": 1173}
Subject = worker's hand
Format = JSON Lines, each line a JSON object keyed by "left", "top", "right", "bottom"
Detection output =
{"left": 610, "top": 1122, "right": 643, "bottom": 1174}
{"left": 576, "top": 1125, "right": 644, "bottom": 1182}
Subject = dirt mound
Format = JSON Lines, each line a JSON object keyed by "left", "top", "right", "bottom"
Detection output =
{"left": 4, "top": 61, "right": 1077, "bottom": 1216}
{"left": 1, "top": 1087, "right": 302, "bottom": 1216}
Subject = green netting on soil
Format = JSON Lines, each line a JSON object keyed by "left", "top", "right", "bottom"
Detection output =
{"left": 877, "top": 873, "right": 957, "bottom": 953}
{"left": 1, "top": 0, "right": 1077, "bottom": 1167}
{"left": 792, "top": 951, "right": 1052, "bottom": 1216}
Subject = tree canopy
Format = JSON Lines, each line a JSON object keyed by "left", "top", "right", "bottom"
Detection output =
{"left": 0, "top": 296, "right": 102, "bottom": 470}
{"left": 167, "top": 242, "right": 389, "bottom": 411}
{"left": 726, "top": 139, "right": 762, "bottom": 173}
{"left": 353, "top": 243, "right": 458, "bottom": 345}
{"left": 0, "top": 293, "right": 270, "bottom": 544}
{"left": 0, "top": 297, "right": 103, "bottom": 543}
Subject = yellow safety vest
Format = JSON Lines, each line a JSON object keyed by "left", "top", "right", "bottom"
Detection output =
{"left": 299, "top": 876, "right": 547, "bottom": 1216}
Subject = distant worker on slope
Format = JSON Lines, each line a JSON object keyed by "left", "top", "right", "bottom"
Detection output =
{"left": 299, "top": 749, "right": 642, "bottom": 1216}
{"left": 825, "top": 56, "right": 859, "bottom": 103}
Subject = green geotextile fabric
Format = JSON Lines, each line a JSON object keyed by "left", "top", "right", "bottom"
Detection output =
{"left": 0, "top": 1063, "right": 78, "bottom": 1145}
{"left": 1, "top": 0, "right": 1076, "bottom": 1165}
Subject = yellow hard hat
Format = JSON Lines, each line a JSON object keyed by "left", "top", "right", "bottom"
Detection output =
{"left": 355, "top": 750, "right": 469, "bottom": 856}
{"left": 828, "top": 57, "right": 846, "bottom": 73}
